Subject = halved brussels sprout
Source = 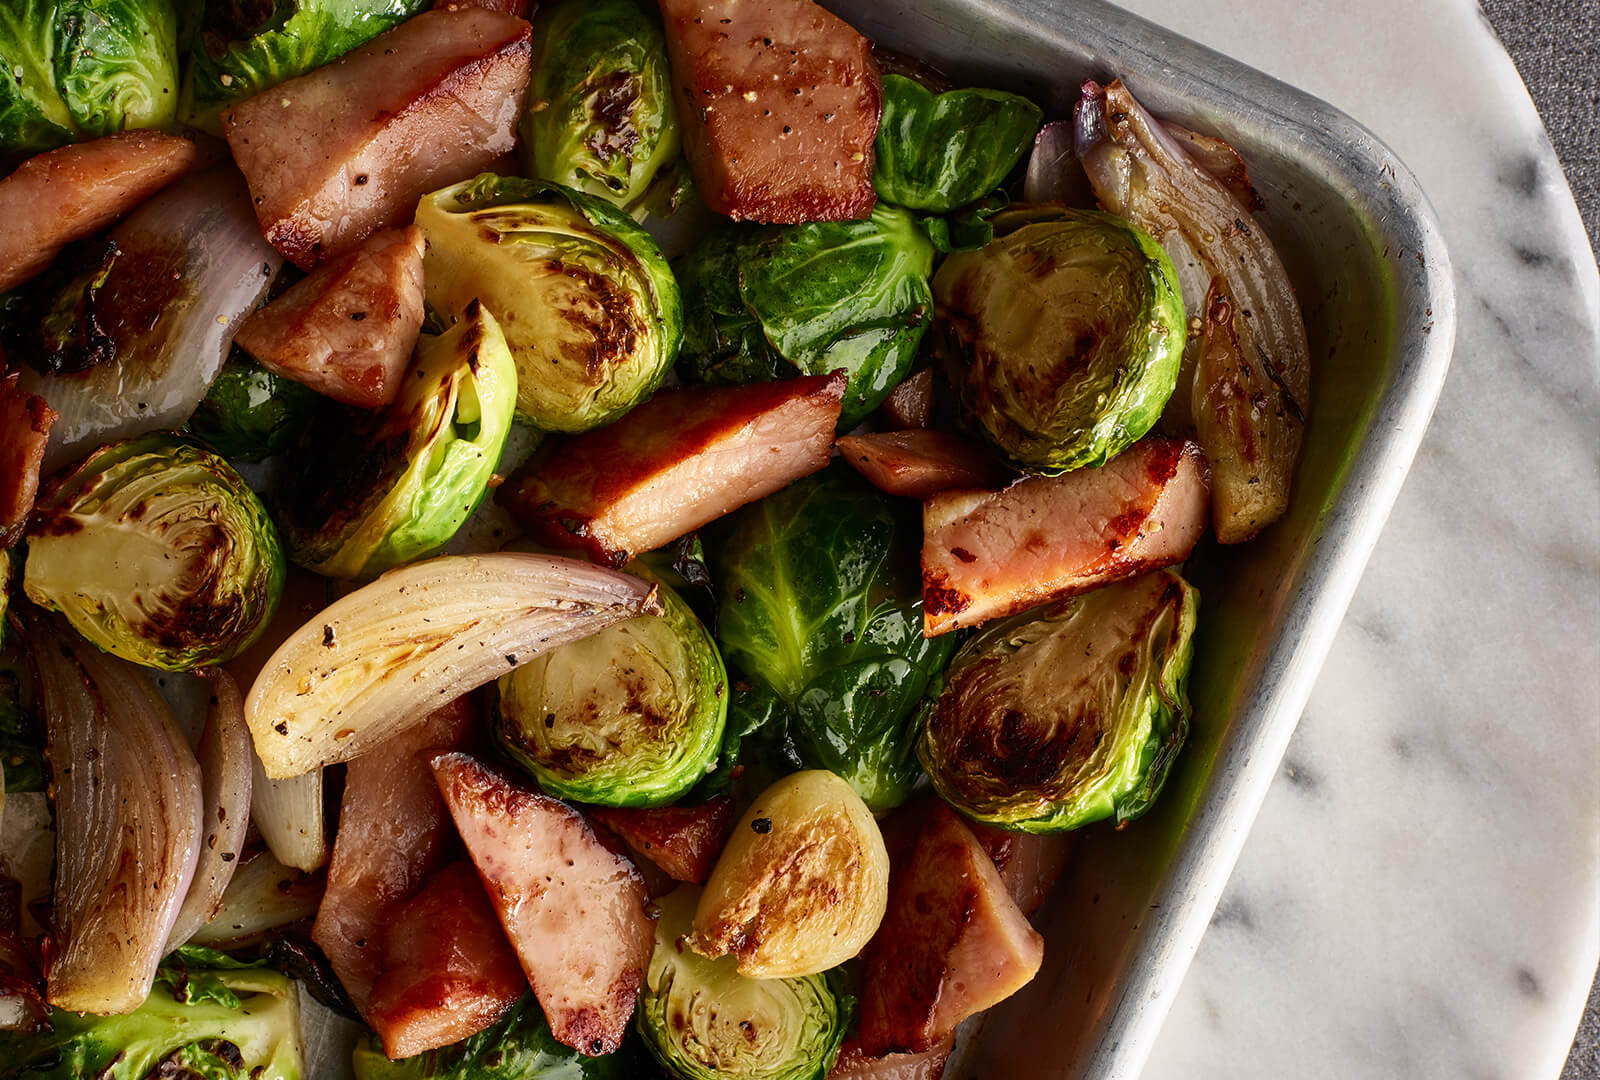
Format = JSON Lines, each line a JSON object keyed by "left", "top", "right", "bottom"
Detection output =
{"left": 931, "top": 206, "right": 1185, "bottom": 474}
{"left": 22, "top": 432, "right": 284, "bottom": 671}
{"left": 918, "top": 570, "right": 1199, "bottom": 832}
{"left": 497, "top": 565, "right": 726, "bottom": 807}
{"left": 187, "top": 352, "right": 321, "bottom": 464}
{"left": 0, "top": 0, "right": 179, "bottom": 156}
{"left": 520, "top": 0, "right": 683, "bottom": 216}
{"left": 873, "top": 74, "right": 1042, "bottom": 213}
{"left": 690, "top": 770, "right": 889, "bottom": 979}
{"left": 640, "top": 885, "right": 851, "bottom": 1080}
{"left": 416, "top": 174, "right": 682, "bottom": 432}
{"left": 677, "top": 204, "right": 936, "bottom": 428}
{"left": 275, "top": 301, "right": 517, "bottom": 579}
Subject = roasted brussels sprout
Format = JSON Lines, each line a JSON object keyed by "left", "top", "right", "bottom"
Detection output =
{"left": 0, "top": 0, "right": 179, "bottom": 156}
{"left": 22, "top": 432, "right": 285, "bottom": 671}
{"left": 178, "top": 0, "right": 428, "bottom": 131}
{"left": 931, "top": 207, "right": 1185, "bottom": 473}
{"left": 706, "top": 468, "right": 955, "bottom": 810}
{"left": 639, "top": 885, "right": 852, "bottom": 1080}
{"left": 187, "top": 353, "right": 321, "bottom": 463}
{"left": 496, "top": 565, "right": 727, "bottom": 807}
{"left": 352, "top": 993, "right": 628, "bottom": 1080}
{"left": 919, "top": 570, "right": 1199, "bottom": 832}
{"left": 416, "top": 174, "right": 681, "bottom": 432}
{"left": 677, "top": 205, "right": 936, "bottom": 427}
{"left": 275, "top": 301, "right": 518, "bottom": 579}
{"left": 0, "top": 655, "right": 43, "bottom": 793}
{"left": 9, "top": 947, "right": 304, "bottom": 1079}
{"left": 873, "top": 75, "right": 1042, "bottom": 213}
{"left": 520, "top": 0, "right": 683, "bottom": 216}
{"left": 690, "top": 770, "right": 889, "bottom": 979}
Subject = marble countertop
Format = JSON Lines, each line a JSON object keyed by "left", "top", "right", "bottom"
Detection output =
{"left": 1101, "top": 0, "right": 1600, "bottom": 1076}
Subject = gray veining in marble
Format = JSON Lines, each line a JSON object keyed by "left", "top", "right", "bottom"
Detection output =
{"left": 1112, "top": 0, "right": 1600, "bottom": 1076}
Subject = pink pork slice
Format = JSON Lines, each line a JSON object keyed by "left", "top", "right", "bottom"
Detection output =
{"left": 312, "top": 698, "right": 475, "bottom": 1014}
{"left": 857, "top": 802, "right": 1044, "bottom": 1056}
{"left": 430, "top": 751, "right": 655, "bottom": 1056}
{"left": 828, "top": 1038, "right": 955, "bottom": 1080}
{"left": 499, "top": 372, "right": 845, "bottom": 567}
{"left": 223, "top": 8, "right": 531, "bottom": 269}
{"left": 659, "top": 0, "right": 880, "bottom": 223}
{"left": 232, "top": 226, "right": 425, "bottom": 407}
{"left": 0, "top": 374, "right": 57, "bottom": 549}
{"left": 836, "top": 430, "right": 1011, "bottom": 500}
{"left": 0, "top": 132, "right": 197, "bottom": 292}
{"left": 921, "top": 436, "right": 1210, "bottom": 635}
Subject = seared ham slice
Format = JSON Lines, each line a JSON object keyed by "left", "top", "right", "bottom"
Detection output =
{"left": 0, "top": 375, "right": 57, "bottom": 549}
{"left": 857, "top": 803, "right": 1043, "bottom": 1055}
{"left": 921, "top": 437, "right": 1209, "bottom": 634}
{"left": 312, "top": 699, "right": 474, "bottom": 1013}
{"left": 837, "top": 430, "right": 1010, "bottom": 500}
{"left": 367, "top": 861, "right": 526, "bottom": 1059}
{"left": 971, "top": 826, "right": 1074, "bottom": 918}
{"left": 223, "top": 8, "right": 532, "bottom": 268}
{"left": 659, "top": 0, "right": 879, "bottom": 222}
{"left": 431, "top": 752, "right": 654, "bottom": 1055}
{"left": 829, "top": 1038, "right": 955, "bottom": 1080}
{"left": 0, "top": 133, "right": 197, "bottom": 292}
{"left": 500, "top": 373, "right": 845, "bottom": 566}
{"left": 233, "top": 227, "right": 425, "bottom": 407}
{"left": 878, "top": 369, "right": 935, "bottom": 430}
{"left": 586, "top": 798, "right": 735, "bottom": 886}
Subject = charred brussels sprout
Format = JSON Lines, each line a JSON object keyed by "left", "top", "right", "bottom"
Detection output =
{"left": 520, "top": 0, "right": 683, "bottom": 216}
{"left": 352, "top": 993, "right": 627, "bottom": 1080}
{"left": 873, "top": 75, "right": 1042, "bottom": 213}
{"left": 639, "top": 885, "right": 851, "bottom": 1080}
{"left": 932, "top": 207, "right": 1185, "bottom": 473}
{"left": 706, "top": 468, "right": 956, "bottom": 811}
{"left": 919, "top": 570, "right": 1199, "bottom": 832}
{"left": 497, "top": 566, "right": 726, "bottom": 807}
{"left": 9, "top": 949, "right": 303, "bottom": 1079}
{"left": 178, "top": 0, "right": 428, "bottom": 131}
{"left": 417, "top": 174, "right": 681, "bottom": 432}
{"left": 0, "top": 0, "right": 179, "bottom": 156}
{"left": 187, "top": 353, "right": 320, "bottom": 463}
{"left": 678, "top": 205, "right": 935, "bottom": 428}
{"left": 22, "top": 432, "right": 284, "bottom": 671}
{"left": 275, "top": 301, "right": 517, "bottom": 579}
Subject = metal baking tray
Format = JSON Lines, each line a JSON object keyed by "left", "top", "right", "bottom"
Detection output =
{"left": 816, "top": 0, "right": 1456, "bottom": 1076}
{"left": 298, "top": 1, "right": 1456, "bottom": 1075}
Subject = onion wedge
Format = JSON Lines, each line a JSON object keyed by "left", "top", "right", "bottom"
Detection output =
{"left": 1075, "top": 79, "right": 1310, "bottom": 543}
{"left": 250, "top": 760, "right": 327, "bottom": 872}
{"left": 28, "top": 616, "right": 203, "bottom": 1014}
{"left": 244, "top": 553, "right": 660, "bottom": 777}
{"left": 189, "top": 850, "right": 323, "bottom": 951}
{"left": 166, "top": 670, "right": 254, "bottom": 951}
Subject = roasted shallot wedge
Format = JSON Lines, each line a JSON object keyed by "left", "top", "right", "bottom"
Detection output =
{"left": 431, "top": 752, "right": 655, "bottom": 1056}
{"left": 223, "top": 7, "right": 532, "bottom": 268}
{"left": 836, "top": 430, "right": 1011, "bottom": 500}
{"left": 0, "top": 374, "right": 56, "bottom": 549}
{"left": 28, "top": 616, "right": 202, "bottom": 1014}
{"left": 314, "top": 698, "right": 474, "bottom": 1014}
{"left": 857, "top": 801, "right": 1044, "bottom": 1056}
{"left": 165, "top": 670, "right": 254, "bottom": 951}
{"left": 0, "top": 131, "right": 199, "bottom": 292}
{"left": 921, "top": 436, "right": 1210, "bottom": 634}
{"left": 188, "top": 849, "right": 323, "bottom": 952}
{"left": 232, "top": 226, "right": 426, "bottom": 407}
{"left": 368, "top": 860, "right": 527, "bottom": 1059}
{"left": 501, "top": 372, "right": 845, "bottom": 566}
{"left": 586, "top": 797, "right": 736, "bottom": 886}
{"left": 243, "top": 552, "right": 659, "bottom": 777}
{"left": 658, "top": 0, "right": 880, "bottom": 223}
{"left": 1076, "top": 79, "right": 1310, "bottom": 543}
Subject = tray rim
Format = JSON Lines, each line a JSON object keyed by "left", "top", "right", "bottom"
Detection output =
{"left": 892, "top": 0, "right": 1459, "bottom": 1074}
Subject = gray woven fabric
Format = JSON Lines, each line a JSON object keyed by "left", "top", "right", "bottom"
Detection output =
{"left": 1482, "top": 0, "right": 1599, "bottom": 256}
{"left": 1476, "top": 5, "right": 1600, "bottom": 1076}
